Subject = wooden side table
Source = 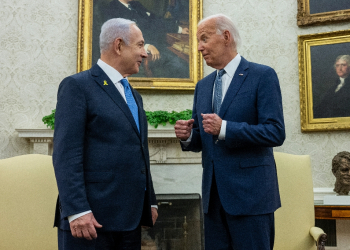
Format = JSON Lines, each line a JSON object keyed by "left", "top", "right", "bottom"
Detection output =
{"left": 315, "top": 205, "right": 350, "bottom": 220}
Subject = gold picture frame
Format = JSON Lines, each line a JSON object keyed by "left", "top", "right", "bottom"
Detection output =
{"left": 77, "top": 0, "right": 203, "bottom": 90}
{"left": 298, "top": 30, "right": 350, "bottom": 132}
{"left": 297, "top": 0, "right": 350, "bottom": 26}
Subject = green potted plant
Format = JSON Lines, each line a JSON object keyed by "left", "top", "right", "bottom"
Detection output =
{"left": 42, "top": 109, "right": 192, "bottom": 129}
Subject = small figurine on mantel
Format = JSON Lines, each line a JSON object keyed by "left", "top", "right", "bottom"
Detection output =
{"left": 332, "top": 151, "right": 350, "bottom": 195}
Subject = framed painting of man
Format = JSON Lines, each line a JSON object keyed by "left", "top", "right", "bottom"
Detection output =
{"left": 77, "top": 0, "right": 203, "bottom": 90}
{"left": 297, "top": 0, "right": 350, "bottom": 26}
{"left": 298, "top": 30, "right": 350, "bottom": 132}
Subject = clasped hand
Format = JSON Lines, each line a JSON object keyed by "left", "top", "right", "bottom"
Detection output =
{"left": 201, "top": 113, "right": 222, "bottom": 135}
{"left": 147, "top": 44, "right": 160, "bottom": 61}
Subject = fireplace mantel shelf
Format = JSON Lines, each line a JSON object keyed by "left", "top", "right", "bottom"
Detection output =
{"left": 16, "top": 127, "right": 201, "bottom": 164}
{"left": 16, "top": 126, "right": 177, "bottom": 139}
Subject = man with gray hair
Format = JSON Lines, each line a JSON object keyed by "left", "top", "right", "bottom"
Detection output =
{"left": 314, "top": 54, "right": 350, "bottom": 118}
{"left": 53, "top": 18, "right": 158, "bottom": 249}
{"left": 175, "top": 14, "right": 285, "bottom": 249}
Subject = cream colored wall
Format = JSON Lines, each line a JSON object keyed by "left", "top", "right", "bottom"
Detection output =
{"left": 1, "top": 0, "right": 350, "bottom": 189}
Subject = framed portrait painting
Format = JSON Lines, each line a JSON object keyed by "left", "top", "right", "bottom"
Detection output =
{"left": 297, "top": 0, "right": 350, "bottom": 26}
{"left": 298, "top": 30, "right": 350, "bottom": 132}
{"left": 77, "top": 0, "right": 203, "bottom": 90}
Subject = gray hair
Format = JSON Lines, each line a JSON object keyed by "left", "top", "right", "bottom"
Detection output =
{"left": 334, "top": 55, "right": 350, "bottom": 68}
{"left": 198, "top": 14, "right": 241, "bottom": 49}
{"left": 99, "top": 18, "right": 136, "bottom": 54}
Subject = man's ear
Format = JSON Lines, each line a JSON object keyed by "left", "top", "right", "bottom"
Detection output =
{"left": 223, "top": 30, "right": 231, "bottom": 46}
{"left": 113, "top": 38, "right": 123, "bottom": 55}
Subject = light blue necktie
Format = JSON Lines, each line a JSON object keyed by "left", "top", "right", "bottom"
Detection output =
{"left": 213, "top": 69, "right": 226, "bottom": 114}
{"left": 120, "top": 78, "right": 140, "bottom": 132}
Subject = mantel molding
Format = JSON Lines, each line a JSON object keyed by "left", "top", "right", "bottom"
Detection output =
{"left": 16, "top": 129, "right": 54, "bottom": 138}
{"left": 16, "top": 127, "right": 177, "bottom": 140}
{"left": 147, "top": 127, "right": 177, "bottom": 139}
{"left": 15, "top": 127, "right": 201, "bottom": 164}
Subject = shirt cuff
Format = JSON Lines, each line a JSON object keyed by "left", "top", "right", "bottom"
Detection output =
{"left": 68, "top": 210, "right": 92, "bottom": 223}
{"left": 151, "top": 205, "right": 158, "bottom": 209}
{"left": 218, "top": 120, "right": 226, "bottom": 140}
{"left": 178, "top": 26, "right": 182, "bottom": 33}
{"left": 179, "top": 130, "right": 193, "bottom": 147}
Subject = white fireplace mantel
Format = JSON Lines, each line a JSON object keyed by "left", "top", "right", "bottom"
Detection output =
{"left": 16, "top": 126, "right": 202, "bottom": 165}
{"left": 16, "top": 128, "right": 335, "bottom": 201}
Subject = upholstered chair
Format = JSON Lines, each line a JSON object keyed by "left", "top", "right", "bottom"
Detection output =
{"left": 0, "top": 154, "right": 57, "bottom": 249}
{"left": 274, "top": 152, "right": 327, "bottom": 250}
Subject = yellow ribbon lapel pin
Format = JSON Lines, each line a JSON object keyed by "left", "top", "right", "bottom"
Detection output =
{"left": 103, "top": 80, "right": 108, "bottom": 85}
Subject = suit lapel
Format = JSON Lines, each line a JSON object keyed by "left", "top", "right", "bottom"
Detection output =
{"left": 219, "top": 57, "right": 249, "bottom": 118}
{"left": 90, "top": 64, "right": 141, "bottom": 137}
{"left": 202, "top": 72, "right": 217, "bottom": 114}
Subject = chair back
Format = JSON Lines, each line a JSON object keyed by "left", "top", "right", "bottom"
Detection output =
{"left": 274, "top": 152, "right": 316, "bottom": 250}
{"left": 0, "top": 154, "right": 58, "bottom": 249}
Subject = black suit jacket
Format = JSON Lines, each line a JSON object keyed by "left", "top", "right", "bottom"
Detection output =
{"left": 314, "top": 77, "right": 350, "bottom": 118}
{"left": 53, "top": 64, "right": 156, "bottom": 231}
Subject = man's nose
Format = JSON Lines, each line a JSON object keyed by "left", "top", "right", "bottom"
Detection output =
{"left": 142, "top": 48, "right": 148, "bottom": 58}
{"left": 198, "top": 42, "right": 203, "bottom": 51}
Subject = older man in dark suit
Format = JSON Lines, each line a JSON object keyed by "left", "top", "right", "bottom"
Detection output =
{"left": 314, "top": 55, "right": 350, "bottom": 118}
{"left": 53, "top": 18, "right": 157, "bottom": 249}
{"left": 175, "top": 14, "right": 285, "bottom": 250}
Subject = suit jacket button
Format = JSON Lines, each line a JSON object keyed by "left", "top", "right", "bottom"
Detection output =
{"left": 141, "top": 169, "right": 146, "bottom": 174}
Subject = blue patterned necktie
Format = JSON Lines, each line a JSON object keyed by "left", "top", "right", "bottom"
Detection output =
{"left": 213, "top": 69, "right": 226, "bottom": 114}
{"left": 120, "top": 78, "right": 140, "bottom": 132}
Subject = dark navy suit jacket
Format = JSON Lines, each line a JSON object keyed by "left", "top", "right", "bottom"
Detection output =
{"left": 53, "top": 64, "right": 156, "bottom": 231}
{"left": 183, "top": 57, "right": 285, "bottom": 215}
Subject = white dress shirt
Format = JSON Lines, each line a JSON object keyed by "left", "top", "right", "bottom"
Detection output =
{"left": 335, "top": 77, "right": 346, "bottom": 93}
{"left": 68, "top": 59, "right": 156, "bottom": 223}
{"left": 181, "top": 54, "right": 241, "bottom": 145}
{"left": 97, "top": 59, "right": 127, "bottom": 101}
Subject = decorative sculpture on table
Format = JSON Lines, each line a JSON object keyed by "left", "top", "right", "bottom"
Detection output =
{"left": 332, "top": 151, "right": 350, "bottom": 195}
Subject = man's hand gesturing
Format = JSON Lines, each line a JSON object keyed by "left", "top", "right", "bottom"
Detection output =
{"left": 174, "top": 119, "right": 194, "bottom": 141}
{"left": 201, "top": 113, "right": 222, "bottom": 135}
